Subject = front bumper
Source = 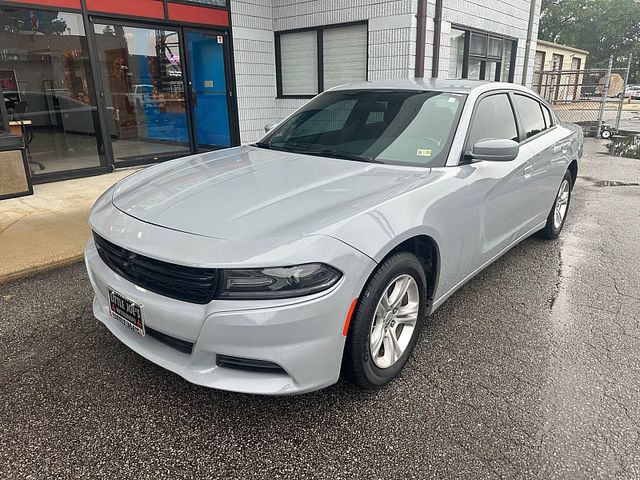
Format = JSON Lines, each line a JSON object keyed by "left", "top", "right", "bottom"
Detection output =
{"left": 85, "top": 234, "right": 375, "bottom": 395}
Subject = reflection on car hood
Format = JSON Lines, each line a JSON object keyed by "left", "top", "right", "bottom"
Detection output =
{"left": 111, "top": 146, "right": 431, "bottom": 241}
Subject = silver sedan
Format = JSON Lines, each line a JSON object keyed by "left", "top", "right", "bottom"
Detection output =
{"left": 85, "top": 79, "right": 583, "bottom": 394}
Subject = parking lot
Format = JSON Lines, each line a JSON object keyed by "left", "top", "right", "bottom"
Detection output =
{"left": 1, "top": 139, "right": 639, "bottom": 479}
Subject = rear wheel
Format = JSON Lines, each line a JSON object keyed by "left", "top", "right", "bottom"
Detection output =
{"left": 343, "top": 252, "right": 427, "bottom": 389}
{"left": 539, "top": 170, "right": 573, "bottom": 239}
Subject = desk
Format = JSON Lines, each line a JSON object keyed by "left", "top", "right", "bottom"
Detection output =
{"left": 9, "top": 120, "right": 32, "bottom": 136}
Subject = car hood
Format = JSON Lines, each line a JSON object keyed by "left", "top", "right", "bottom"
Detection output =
{"left": 111, "top": 146, "right": 431, "bottom": 241}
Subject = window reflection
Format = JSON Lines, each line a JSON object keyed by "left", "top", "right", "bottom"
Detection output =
{"left": 94, "top": 24, "right": 190, "bottom": 163}
{"left": 0, "top": 7, "right": 101, "bottom": 175}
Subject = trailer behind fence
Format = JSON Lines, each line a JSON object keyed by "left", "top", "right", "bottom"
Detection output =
{"left": 532, "top": 56, "right": 631, "bottom": 138}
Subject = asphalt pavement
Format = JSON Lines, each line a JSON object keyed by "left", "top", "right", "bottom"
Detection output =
{"left": 1, "top": 139, "right": 639, "bottom": 479}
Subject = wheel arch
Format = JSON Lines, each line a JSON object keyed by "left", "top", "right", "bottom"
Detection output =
{"left": 568, "top": 159, "right": 578, "bottom": 186}
{"left": 374, "top": 234, "right": 441, "bottom": 315}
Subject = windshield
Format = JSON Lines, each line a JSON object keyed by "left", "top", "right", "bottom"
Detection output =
{"left": 259, "top": 89, "right": 466, "bottom": 167}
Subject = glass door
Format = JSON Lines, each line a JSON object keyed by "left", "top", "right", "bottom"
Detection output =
{"left": 93, "top": 22, "right": 191, "bottom": 165}
{"left": 184, "top": 30, "right": 232, "bottom": 151}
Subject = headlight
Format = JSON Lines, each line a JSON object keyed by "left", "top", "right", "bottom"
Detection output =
{"left": 217, "top": 263, "right": 342, "bottom": 299}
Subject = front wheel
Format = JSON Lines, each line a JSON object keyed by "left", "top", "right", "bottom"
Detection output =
{"left": 539, "top": 170, "right": 573, "bottom": 239}
{"left": 342, "top": 252, "right": 427, "bottom": 389}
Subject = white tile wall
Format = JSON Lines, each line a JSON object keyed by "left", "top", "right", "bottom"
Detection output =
{"left": 230, "top": 0, "right": 541, "bottom": 143}
{"left": 231, "top": 0, "right": 277, "bottom": 143}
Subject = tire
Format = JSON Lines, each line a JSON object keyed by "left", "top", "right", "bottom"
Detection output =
{"left": 539, "top": 170, "right": 573, "bottom": 239}
{"left": 342, "top": 252, "right": 427, "bottom": 389}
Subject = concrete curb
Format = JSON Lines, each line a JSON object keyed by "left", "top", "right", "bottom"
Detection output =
{"left": 0, "top": 255, "right": 84, "bottom": 286}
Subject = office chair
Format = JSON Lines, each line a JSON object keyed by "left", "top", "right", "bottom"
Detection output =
{"left": 10, "top": 101, "right": 44, "bottom": 173}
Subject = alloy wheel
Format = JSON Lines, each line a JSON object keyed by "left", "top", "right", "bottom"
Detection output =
{"left": 369, "top": 274, "right": 420, "bottom": 369}
{"left": 553, "top": 179, "right": 571, "bottom": 229}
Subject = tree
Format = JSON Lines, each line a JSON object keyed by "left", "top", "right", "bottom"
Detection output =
{"left": 539, "top": 0, "right": 640, "bottom": 81}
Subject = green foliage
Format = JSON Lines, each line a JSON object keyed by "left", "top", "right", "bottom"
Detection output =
{"left": 539, "top": 0, "right": 640, "bottom": 81}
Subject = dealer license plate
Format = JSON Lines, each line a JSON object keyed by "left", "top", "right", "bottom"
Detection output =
{"left": 108, "top": 288, "right": 145, "bottom": 337}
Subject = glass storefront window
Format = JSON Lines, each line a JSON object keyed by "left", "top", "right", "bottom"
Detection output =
{"left": 469, "top": 33, "right": 487, "bottom": 57}
{"left": 448, "top": 29, "right": 466, "bottom": 80}
{"left": 449, "top": 26, "right": 516, "bottom": 83}
{"left": 502, "top": 40, "right": 515, "bottom": 83}
{"left": 468, "top": 59, "right": 482, "bottom": 80}
{"left": 93, "top": 24, "right": 190, "bottom": 163}
{"left": 0, "top": 6, "right": 102, "bottom": 176}
{"left": 486, "top": 61, "right": 498, "bottom": 81}
{"left": 488, "top": 37, "right": 503, "bottom": 58}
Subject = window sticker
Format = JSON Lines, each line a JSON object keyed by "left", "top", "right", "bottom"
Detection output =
{"left": 416, "top": 149, "right": 432, "bottom": 157}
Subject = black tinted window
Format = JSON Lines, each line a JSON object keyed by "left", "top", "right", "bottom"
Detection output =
{"left": 514, "top": 94, "right": 546, "bottom": 138}
{"left": 467, "top": 94, "right": 518, "bottom": 147}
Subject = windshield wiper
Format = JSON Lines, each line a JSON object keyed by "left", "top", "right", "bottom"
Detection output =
{"left": 300, "top": 148, "right": 383, "bottom": 164}
{"left": 254, "top": 142, "right": 383, "bottom": 164}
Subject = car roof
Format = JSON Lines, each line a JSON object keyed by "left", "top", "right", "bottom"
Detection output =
{"left": 328, "top": 78, "right": 533, "bottom": 95}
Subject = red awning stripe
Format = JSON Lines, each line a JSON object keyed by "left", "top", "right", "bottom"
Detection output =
{"left": 86, "top": 0, "right": 165, "bottom": 19}
{"left": 167, "top": 3, "right": 229, "bottom": 26}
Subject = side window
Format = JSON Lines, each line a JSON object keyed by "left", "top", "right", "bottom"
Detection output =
{"left": 541, "top": 104, "right": 553, "bottom": 128}
{"left": 467, "top": 93, "right": 518, "bottom": 148}
{"left": 513, "top": 94, "right": 547, "bottom": 139}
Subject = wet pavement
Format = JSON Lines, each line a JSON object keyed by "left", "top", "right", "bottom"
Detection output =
{"left": 1, "top": 139, "right": 640, "bottom": 479}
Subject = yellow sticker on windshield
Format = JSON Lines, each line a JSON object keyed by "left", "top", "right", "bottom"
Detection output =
{"left": 417, "top": 149, "right": 432, "bottom": 157}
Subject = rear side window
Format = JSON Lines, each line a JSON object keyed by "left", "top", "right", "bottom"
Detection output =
{"left": 467, "top": 93, "right": 518, "bottom": 148}
{"left": 513, "top": 94, "right": 546, "bottom": 139}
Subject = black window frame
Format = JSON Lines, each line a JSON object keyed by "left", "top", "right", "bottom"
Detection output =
{"left": 511, "top": 92, "right": 554, "bottom": 144}
{"left": 461, "top": 89, "right": 560, "bottom": 165}
{"left": 0, "top": 83, "right": 8, "bottom": 133}
{"left": 451, "top": 25, "right": 517, "bottom": 83}
{"left": 462, "top": 91, "right": 520, "bottom": 160}
{"left": 275, "top": 21, "right": 369, "bottom": 99}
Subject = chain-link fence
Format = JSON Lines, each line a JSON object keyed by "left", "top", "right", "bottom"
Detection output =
{"left": 532, "top": 57, "right": 630, "bottom": 138}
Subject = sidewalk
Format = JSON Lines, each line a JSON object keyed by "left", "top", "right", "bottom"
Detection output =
{"left": 0, "top": 169, "right": 139, "bottom": 283}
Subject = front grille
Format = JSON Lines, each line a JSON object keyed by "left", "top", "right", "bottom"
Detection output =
{"left": 93, "top": 232, "right": 218, "bottom": 304}
{"left": 216, "top": 355, "right": 287, "bottom": 374}
{"left": 146, "top": 327, "right": 194, "bottom": 355}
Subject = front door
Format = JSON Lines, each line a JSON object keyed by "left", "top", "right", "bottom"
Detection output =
{"left": 184, "top": 31, "right": 233, "bottom": 151}
{"left": 93, "top": 22, "right": 191, "bottom": 166}
{"left": 461, "top": 92, "right": 538, "bottom": 270}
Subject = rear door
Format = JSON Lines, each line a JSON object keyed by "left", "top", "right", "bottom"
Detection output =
{"left": 460, "top": 92, "right": 539, "bottom": 270}
{"left": 511, "top": 93, "right": 566, "bottom": 225}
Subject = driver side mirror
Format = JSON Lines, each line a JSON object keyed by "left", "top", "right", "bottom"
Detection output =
{"left": 264, "top": 121, "right": 280, "bottom": 133}
{"left": 470, "top": 138, "right": 519, "bottom": 162}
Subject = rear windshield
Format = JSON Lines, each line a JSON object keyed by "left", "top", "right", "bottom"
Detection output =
{"left": 260, "top": 89, "right": 466, "bottom": 167}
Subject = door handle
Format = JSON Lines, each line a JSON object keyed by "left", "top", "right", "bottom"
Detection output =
{"left": 524, "top": 164, "right": 533, "bottom": 178}
{"left": 553, "top": 143, "right": 569, "bottom": 154}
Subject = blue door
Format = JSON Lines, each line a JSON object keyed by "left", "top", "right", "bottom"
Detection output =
{"left": 185, "top": 31, "right": 232, "bottom": 150}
